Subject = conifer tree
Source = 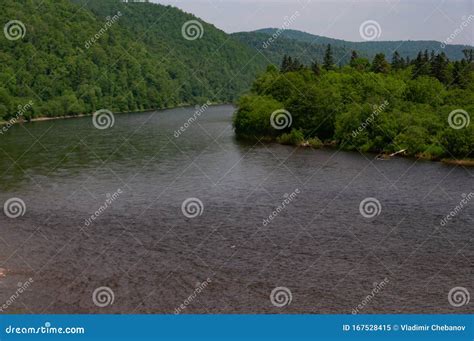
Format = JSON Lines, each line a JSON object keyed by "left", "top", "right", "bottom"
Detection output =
{"left": 350, "top": 50, "right": 358, "bottom": 68}
{"left": 323, "top": 44, "right": 335, "bottom": 71}
{"left": 311, "top": 59, "right": 321, "bottom": 76}
{"left": 431, "top": 53, "right": 449, "bottom": 84}
{"left": 391, "top": 51, "right": 403, "bottom": 70}
{"left": 372, "top": 53, "right": 390, "bottom": 73}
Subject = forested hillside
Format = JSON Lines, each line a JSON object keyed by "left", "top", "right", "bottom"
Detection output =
{"left": 234, "top": 47, "right": 474, "bottom": 160}
{"left": 0, "top": 0, "right": 266, "bottom": 120}
{"left": 248, "top": 28, "right": 471, "bottom": 62}
{"left": 232, "top": 31, "right": 352, "bottom": 66}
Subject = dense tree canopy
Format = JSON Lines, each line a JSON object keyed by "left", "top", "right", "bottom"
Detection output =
{"left": 0, "top": 0, "right": 267, "bottom": 121}
{"left": 234, "top": 51, "right": 474, "bottom": 160}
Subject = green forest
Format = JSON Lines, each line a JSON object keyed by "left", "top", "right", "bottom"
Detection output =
{"left": 234, "top": 46, "right": 474, "bottom": 160}
{"left": 0, "top": 0, "right": 266, "bottom": 121}
{"left": 243, "top": 28, "right": 471, "bottom": 62}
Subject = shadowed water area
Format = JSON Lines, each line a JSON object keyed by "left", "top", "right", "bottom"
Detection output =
{"left": 0, "top": 105, "right": 472, "bottom": 313}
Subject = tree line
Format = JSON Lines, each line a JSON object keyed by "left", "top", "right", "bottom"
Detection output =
{"left": 234, "top": 45, "right": 474, "bottom": 160}
{"left": 281, "top": 44, "right": 473, "bottom": 88}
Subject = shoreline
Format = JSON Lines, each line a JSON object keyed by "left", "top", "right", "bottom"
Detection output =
{"left": 0, "top": 102, "right": 232, "bottom": 127}
{"left": 441, "top": 158, "right": 474, "bottom": 167}
{"left": 235, "top": 135, "right": 474, "bottom": 166}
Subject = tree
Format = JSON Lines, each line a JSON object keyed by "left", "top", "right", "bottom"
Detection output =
{"left": 412, "top": 51, "right": 430, "bottom": 78}
{"left": 291, "top": 58, "right": 304, "bottom": 72}
{"left": 350, "top": 57, "right": 370, "bottom": 71}
{"left": 391, "top": 51, "right": 405, "bottom": 70}
{"left": 430, "top": 53, "right": 449, "bottom": 84}
{"left": 280, "top": 55, "right": 290, "bottom": 73}
{"left": 371, "top": 53, "right": 390, "bottom": 73}
{"left": 281, "top": 55, "right": 303, "bottom": 72}
{"left": 452, "top": 60, "right": 470, "bottom": 88}
{"left": 311, "top": 59, "right": 321, "bottom": 76}
{"left": 405, "top": 76, "right": 444, "bottom": 105}
{"left": 462, "top": 49, "right": 473, "bottom": 62}
{"left": 323, "top": 44, "right": 335, "bottom": 71}
{"left": 350, "top": 50, "right": 359, "bottom": 68}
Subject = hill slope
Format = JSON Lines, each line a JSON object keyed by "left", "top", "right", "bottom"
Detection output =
{"left": 232, "top": 31, "right": 352, "bottom": 66}
{"left": 0, "top": 0, "right": 266, "bottom": 120}
{"left": 233, "top": 28, "right": 472, "bottom": 67}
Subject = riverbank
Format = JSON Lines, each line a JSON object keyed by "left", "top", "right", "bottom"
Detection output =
{"left": 236, "top": 134, "right": 474, "bottom": 166}
{"left": 0, "top": 102, "right": 230, "bottom": 127}
{"left": 441, "top": 159, "right": 474, "bottom": 167}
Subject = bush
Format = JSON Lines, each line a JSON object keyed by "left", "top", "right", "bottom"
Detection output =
{"left": 307, "top": 137, "right": 323, "bottom": 148}
{"left": 418, "top": 144, "right": 445, "bottom": 160}
{"left": 277, "top": 129, "right": 304, "bottom": 145}
{"left": 233, "top": 95, "right": 285, "bottom": 138}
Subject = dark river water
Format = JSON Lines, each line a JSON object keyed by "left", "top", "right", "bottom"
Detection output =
{"left": 0, "top": 105, "right": 472, "bottom": 314}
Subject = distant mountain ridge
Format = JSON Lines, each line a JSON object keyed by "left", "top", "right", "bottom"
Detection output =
{"left": 232, "top": 28, "right": 471, "bottom": 66}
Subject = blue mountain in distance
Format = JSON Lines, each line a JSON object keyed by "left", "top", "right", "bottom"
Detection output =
{"left": 232, "top": 28, "right": 471, "bottom": 66}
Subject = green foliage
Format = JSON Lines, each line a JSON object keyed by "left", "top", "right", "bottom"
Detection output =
{"left": 234, "top": 53, "right": 474, "bottom": 159}
{"left": 323, "top": 44, "right": 335, "bottom": 71}
{"left": 404, "top": 77, "right": 445, "bottom": 105}
{"left": 307, "top": 137, "right": 323, "bottom": 148}
{"left": 232, "top": 31, "right": 351, "bottom": 67}
{"left": 371, "top": 53, "right": 390, "bottom": 74}
{"left": 232, "top": 28, "right": 471, "bottom": 68}
{"left": 0, "top": 0, "right": 267, "bottom": 120}
{"left": 280, "top": 55, "right": 304, "bottom": 73}
{"left": 277, "top": 129, "right": 304, "bottom": 145}
{"left": 233, "top": 95, "right": 284, "bottom": 138}
{"left": 439, "top": 125, "right": 474, "bottom": 157}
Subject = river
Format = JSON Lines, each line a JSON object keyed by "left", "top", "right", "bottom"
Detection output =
{"left": 0, "top": 105, "right": 472, "bottom": 313}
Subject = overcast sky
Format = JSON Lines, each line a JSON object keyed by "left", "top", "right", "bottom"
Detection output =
{"left": 152, "top": 0, "right": 473, "bottom": 45}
